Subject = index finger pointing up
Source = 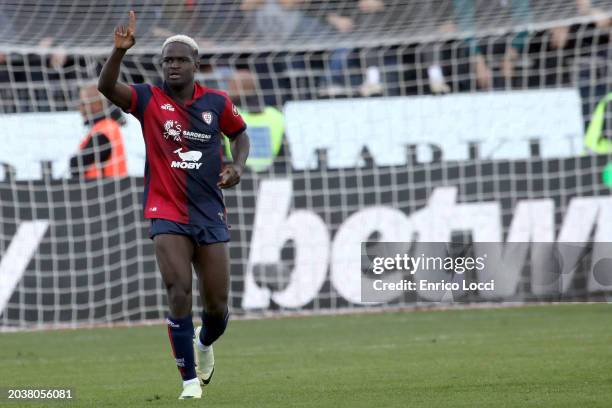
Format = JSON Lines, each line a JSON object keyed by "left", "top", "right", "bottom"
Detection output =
{"left": 128, "top": 10, "right": 136, "bottom": 31}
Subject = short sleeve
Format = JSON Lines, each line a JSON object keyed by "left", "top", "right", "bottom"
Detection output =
{"left": 219, "top": 94, "right": 247, "bottom": 139}
{"left": 124, "top": 84, "right": 152, "bottom": 120}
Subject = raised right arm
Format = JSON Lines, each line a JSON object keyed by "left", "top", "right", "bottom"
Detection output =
{"left": 98, "top": 11, "right": 136, "bottom": 111}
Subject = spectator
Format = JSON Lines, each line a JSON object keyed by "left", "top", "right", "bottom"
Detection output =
{"left": 527, "top": 2, "right": 609, "bottom": 91}
{"left": 149, "top": 1, "right": 244, "bottom": 49}
{"left": 583, "top": 92, "right": 612, "bottom": 188}
{"left": 241, "top": 0, "right": 355, "bottom": 97}
{"left": 571, "top": 0, "right": 611, "bottom": 120}
{"left": 584, "top": 92, "right": 612, "bottom": 154}
{"left": 0, "top": 52, "right": 14, "bottom": 114}
{"left": 225, "top": 69, "right": 286, "bottom": 172}
{"left": 576, "top": 0, "right": 612, "bottom": 25}
{"left": 69, "top": 83, "right": 127, "bottom": 179}
{"left": 318, "top": 0, "right": 401, "bottom": 97}
{"left": 428, "top": 0, "right": 531, "bottom": 92}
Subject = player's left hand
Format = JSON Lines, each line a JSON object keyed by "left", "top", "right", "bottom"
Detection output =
{"left": 217, "top": 164, "right": 243, "bottom": 189}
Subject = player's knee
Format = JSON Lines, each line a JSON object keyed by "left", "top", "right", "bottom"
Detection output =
{"left": 205, "top": 301, "right": 228, "bottom": 320}
{"left": 167, "top": 285, "right": 192, "bottom": 316}
{"left": 204, "top": 289, "right": 228, "bottom": 317}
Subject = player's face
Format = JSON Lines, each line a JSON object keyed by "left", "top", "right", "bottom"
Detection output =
{"left": 161, "top": 42, "right": 197, "bottom": 88}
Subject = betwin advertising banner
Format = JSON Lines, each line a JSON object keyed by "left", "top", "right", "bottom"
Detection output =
{"left": 1, "top": 155, "right": 611, "bottom": 327}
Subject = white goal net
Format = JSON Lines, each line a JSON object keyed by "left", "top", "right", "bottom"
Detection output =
{"left": 1, "top": 0, "right": 612, "bottom": 329}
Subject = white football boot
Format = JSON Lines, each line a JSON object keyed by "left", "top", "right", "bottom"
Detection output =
{"left": 194, "top": 326, "right": 215, "bottom": 386}
{"left": 178, "top": 379, "right": 202, "bottom": 400}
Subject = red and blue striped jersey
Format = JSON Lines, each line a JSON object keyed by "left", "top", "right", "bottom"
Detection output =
{"left": 126, "top": 82, "right": 246, "bottom": 226}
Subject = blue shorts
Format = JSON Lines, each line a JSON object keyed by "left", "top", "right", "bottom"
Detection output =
{"left": 149, "top": 219, "right": 230, "bottom": 245}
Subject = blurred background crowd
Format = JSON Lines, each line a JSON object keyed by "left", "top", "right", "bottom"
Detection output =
{"left": 0, "top": 0, "right": 609, "bottom": 109}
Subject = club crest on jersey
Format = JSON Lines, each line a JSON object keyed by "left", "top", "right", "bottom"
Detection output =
{"left": 232, "top": 104, "right": 239, "bottom": 116}
{"left": 202, "top": 111, "right": 213, "bottom": 125}
{"left": 171, "top": 148, "right": 203, "bottom": 170}
{"left": 161, "top": 103, "right": 175, "bottom": 112}
{"left": 163, "top": 120, "right": 182, "bottom": 142}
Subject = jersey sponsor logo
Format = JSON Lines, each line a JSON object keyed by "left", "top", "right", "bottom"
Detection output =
{"left": 161, "top": 103, "right": 175, "bottom": 112}
{"left": 171, "top": 148, "right": 203, "bottom": 170}
{"left": 182, "top": 130, "right": 211, "bottom": 142}
{"left": 163, "top": 120, "right": 183, "bottom": 142}
{"left": 202, "top": 111, "right": 212, "bottom": 125}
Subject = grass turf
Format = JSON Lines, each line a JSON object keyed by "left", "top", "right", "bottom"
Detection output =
{"left": 1, "top": 304, "right": 611, "bottom": 407}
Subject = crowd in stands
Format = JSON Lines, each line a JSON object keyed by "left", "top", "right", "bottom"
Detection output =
{"left": 0, "top": 0, "right": 610, "bottom": 117}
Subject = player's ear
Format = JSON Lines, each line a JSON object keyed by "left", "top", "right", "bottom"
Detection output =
{"left": 193, "top": 53, "right": 200, "bottom": 71}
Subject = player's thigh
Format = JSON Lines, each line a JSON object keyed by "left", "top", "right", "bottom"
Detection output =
{"left": 193, "top": 242, "right": 230, "bottom": 310}
{"left": 154, "top": 233, "right": 194, "bottom": 288}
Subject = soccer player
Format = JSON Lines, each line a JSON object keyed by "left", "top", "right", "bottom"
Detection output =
{"left": 97, "top": 11, "right": 250, "bottom": 399}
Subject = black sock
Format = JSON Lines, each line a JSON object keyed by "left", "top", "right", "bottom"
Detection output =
{"left": 199, "top": 309, "right": 229, "bottom": 347}
{"left": 167, "top": 315, "right": 197, "bottom": 381}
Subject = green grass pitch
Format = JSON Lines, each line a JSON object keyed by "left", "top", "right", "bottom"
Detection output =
{"left": 1, "top": 304, "right": 611, "bottom": 407}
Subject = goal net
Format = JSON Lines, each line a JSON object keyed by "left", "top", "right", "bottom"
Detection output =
{"left": 1, "top": 0, "right": 612, "bottom": 329}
